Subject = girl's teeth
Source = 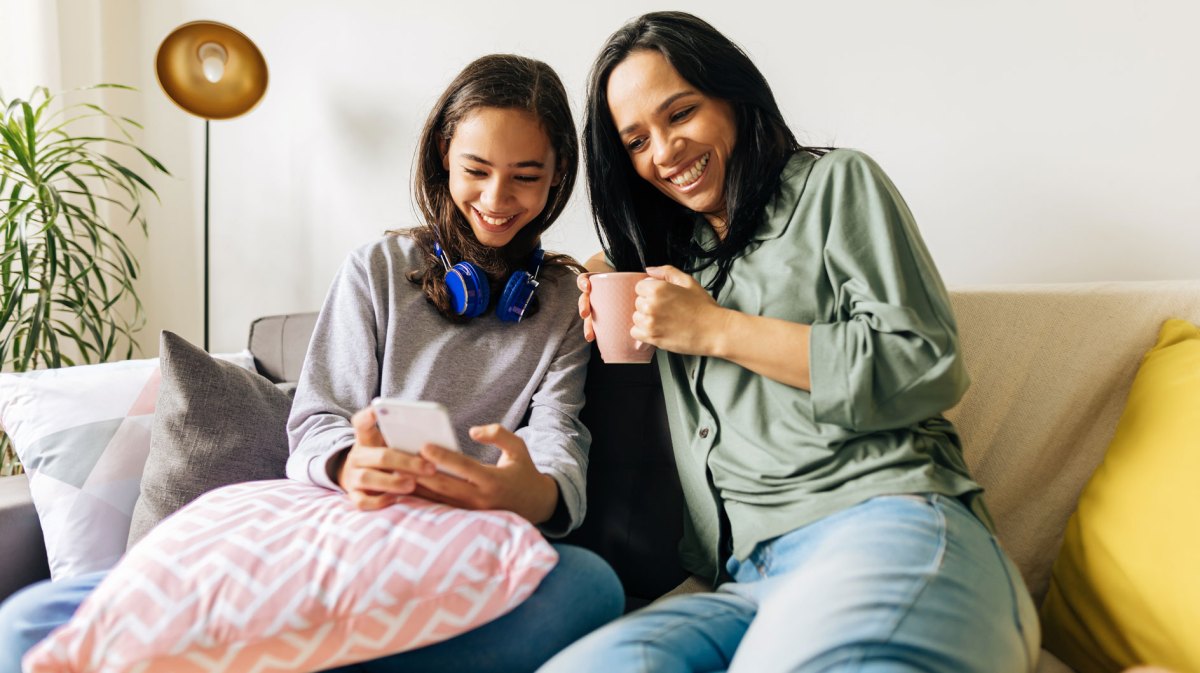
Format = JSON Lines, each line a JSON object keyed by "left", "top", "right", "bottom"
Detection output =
{"left": 479, "top": 211, "right": 514, "bottom": 226}
{"left": 670, "top": 153, "right": 710, "bottom": 186}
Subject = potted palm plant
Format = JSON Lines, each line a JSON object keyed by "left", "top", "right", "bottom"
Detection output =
{"left": 1, "top": 85, "right": 169, "bottom": 475}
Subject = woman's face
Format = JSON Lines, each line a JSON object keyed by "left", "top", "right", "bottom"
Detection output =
{"left": 442, "top": 107, "right": 560, "bottom": 248}
{"left": 606, "top": 49, "right": 737, "bottom": 221}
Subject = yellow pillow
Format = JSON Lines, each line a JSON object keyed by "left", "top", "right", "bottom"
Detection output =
{"left": 1041, "top": 319, "right": 1200, "bottom": 673}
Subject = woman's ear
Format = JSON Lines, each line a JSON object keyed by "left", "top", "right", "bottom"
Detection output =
{"left": 551, "top": 158, "right": 566, "bottom": 187}
{"left": 438, "top": 134, "right": 450, "bottom": 171}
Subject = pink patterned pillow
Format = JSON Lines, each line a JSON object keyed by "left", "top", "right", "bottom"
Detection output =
{"left": 24, "top": 479, "right": 557, "bottom": 673}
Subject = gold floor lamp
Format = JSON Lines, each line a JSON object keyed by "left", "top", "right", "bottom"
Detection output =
{"left": 155, "top": 21, "right": 267, "bottom": 351}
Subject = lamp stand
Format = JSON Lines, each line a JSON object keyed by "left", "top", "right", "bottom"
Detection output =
{"left": 203, "top": 119, "right": 210, "bottom": 352}
{"left": 155, "top": 20, "right": 267, "bottom": 353}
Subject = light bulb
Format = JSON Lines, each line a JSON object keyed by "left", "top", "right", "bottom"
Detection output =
{"left": 198, "top": 42, "right": 228, "bottom": 83}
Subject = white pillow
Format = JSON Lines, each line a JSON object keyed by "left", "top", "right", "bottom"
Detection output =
{"left": 0, "top": 351, "right": 255, "bottom": 580}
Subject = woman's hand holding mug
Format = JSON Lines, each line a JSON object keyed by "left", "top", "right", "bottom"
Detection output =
{"left": 632, "top": 265, "right": 730, "bottom": 357}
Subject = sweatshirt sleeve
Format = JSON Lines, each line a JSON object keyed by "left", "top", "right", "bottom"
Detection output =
{"left": 807, "top": 151, "right": 969, "bottom": 431}
{"left": 516, "top": 311, "right": 592, "bottom": 537}
{"left": 285, "top": 251, "right": 382, "bottom": 490}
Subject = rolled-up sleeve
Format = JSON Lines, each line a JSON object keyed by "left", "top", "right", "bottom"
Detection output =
{"left": 808, "top": 151, "right": 969, "bottom": 431}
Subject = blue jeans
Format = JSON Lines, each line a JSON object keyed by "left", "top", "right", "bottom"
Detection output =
{"left": 0, "top": 543, "right": 622, "bottom": 673}
{"left": 540, "top": 494, "right": 1040, "bottom": 673}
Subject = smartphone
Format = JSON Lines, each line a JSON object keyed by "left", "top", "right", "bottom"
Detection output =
{"left": 370, "top": 398, "right": 461, "bottom": 455}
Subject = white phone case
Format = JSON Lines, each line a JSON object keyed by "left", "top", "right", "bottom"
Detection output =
{"left": 370, "top": 398, "right": 461, "bottom": 454}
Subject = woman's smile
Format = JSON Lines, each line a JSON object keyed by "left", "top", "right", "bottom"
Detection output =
{"left": 665, "top": 152, "right": 710, "bottom": 190}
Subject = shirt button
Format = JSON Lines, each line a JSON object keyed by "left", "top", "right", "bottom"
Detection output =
{"left": 699, "top": 427, "right": 710, "bottom": 439}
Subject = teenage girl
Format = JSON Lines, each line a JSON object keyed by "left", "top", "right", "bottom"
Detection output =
{"left": 0, "top": 54, "right": 623, "bottom": 673}
{"left": 286, "top": 53, "right": 623, "bottom": 673}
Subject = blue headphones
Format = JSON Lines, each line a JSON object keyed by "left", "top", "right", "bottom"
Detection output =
{"left": 433, "top": 242, "right": 544, "bottom": 322}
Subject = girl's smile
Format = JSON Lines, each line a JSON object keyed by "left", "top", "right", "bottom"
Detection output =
{"left": 442, "top": 107, "right": 560, "bottom": 248}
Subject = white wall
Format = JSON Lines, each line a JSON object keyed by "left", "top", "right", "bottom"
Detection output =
{"left": 20, "top": 0, "right": 1200, "bottom": 353}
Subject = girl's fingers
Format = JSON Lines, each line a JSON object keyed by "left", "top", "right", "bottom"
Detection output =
{"left": 349, "top": 466, "right": 416, "bottom": 494}
{"left": 351, "top": 444, "right": 435, "bottom": 476}
{"left": 411, "top": 484, "right": 471, "bottom": 510}
{"left": 351, "top": 408, "right": 387, "bottom": 448}
{"left": 419, "top": 443, "right": 488, "bottom": 481}
{"left": 468, "top": 424, "right": 530, "bottom": 461}
{"left": 347, "top": 490, "right": 398, "bottom": 511}
{"left": 414, "top": 471, "right": 480, "bottom": 504}
{"left": 367, "top": 446, "right": 436, "bottom": 475}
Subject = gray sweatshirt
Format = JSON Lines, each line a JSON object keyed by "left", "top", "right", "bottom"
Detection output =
{"left": 285, "top": 234, "right": 591, "bottom": 535}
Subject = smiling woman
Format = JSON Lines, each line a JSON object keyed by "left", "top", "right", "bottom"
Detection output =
{"left": 548, "top": 12, "right": 1040, "bottom": 673}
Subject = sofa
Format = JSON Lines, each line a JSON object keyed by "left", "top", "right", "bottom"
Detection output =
{"left": 2, "top": 280, "right": 1198, "bottom": 672}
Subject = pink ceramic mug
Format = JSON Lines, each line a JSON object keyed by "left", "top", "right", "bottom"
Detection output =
{"left": 588, "top": 272, "right": 656, "bottom": 364}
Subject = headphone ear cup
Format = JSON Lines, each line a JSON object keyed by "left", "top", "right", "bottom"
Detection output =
{"left": 497, "top": 270, "right": 536, "bottom": 323}
{"left": 445, "top": 261, "right": 489, "bottom": 317}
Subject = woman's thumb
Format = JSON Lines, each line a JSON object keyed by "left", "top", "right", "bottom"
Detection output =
{"left": 646, "top": 265, "right": 691, "bottom": 287}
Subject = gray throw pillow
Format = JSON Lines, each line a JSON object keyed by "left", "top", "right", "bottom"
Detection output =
{"left": 126, "top": 331, "right": 293, "bottom": 549}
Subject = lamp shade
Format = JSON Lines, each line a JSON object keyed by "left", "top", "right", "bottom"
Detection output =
{"left": 155, "top": 21, "right": 267, "bottom": 120}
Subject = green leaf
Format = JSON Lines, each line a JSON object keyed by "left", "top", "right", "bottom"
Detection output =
{"left": 21, "top": 101, "right": 37, "bottom": 167}
{"left": 0, "top": 278, "right": 24, "bottom": 334}
{"left": 0, "top": 124, "right": 35, "bottom": 178}
{"left": 86, "top": 83, "right": 137, "bottom": 92}
{"left": 46, "top": 228, "right": 58, "bottom": 284}
{"left": 135, "top": 147, "right": 170, "bottom": 176}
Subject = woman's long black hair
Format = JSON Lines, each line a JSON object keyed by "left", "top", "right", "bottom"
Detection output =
{"left": 585, "top": 11, "right": 824, "bottom": 295}
{"left": 402, "top": 54, "right": 583, "bottom": 322}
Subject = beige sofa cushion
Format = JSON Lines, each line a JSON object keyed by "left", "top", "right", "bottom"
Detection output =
{"left": 946, "top": 280, "right": 1200, "bottom": 606}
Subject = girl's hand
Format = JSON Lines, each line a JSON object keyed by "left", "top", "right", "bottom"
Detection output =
{"left": 411, "top": 424, "right": 560, "bottom": 525}
{"left": 633, "top": 265, "right": 730, "bottom": 356}
{"left": 336, "top": 408, "right": 438, "bottom": 510}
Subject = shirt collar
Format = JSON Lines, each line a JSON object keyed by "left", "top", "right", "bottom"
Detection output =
{"left": 754, "top": 152, "right": 818, "bottom": 241}
{"left": 689, "top": 152, "right": 818, "bottom": 247}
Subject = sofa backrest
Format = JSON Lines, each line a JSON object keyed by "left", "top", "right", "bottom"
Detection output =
{"left": 945, "top": 280, "right": 1200, "bottom": 605}
{"left": 249, "top": 313, "right": 318, "bottom": 383}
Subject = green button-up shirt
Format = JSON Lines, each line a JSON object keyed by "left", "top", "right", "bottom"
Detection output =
{"left": 659, "top": 149, "right": 991, "bottom": 584}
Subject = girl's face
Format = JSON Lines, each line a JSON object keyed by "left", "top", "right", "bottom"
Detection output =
{"left": 606, "top": 49, "right": 737, "bottom": 222}
{"left": 441, "top": 107, "right": 560, "bottom": 248}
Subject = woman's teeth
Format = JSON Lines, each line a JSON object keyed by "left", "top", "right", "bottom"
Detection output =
{"left": 670, "top": 153, "right": 710, "bottom": 186}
